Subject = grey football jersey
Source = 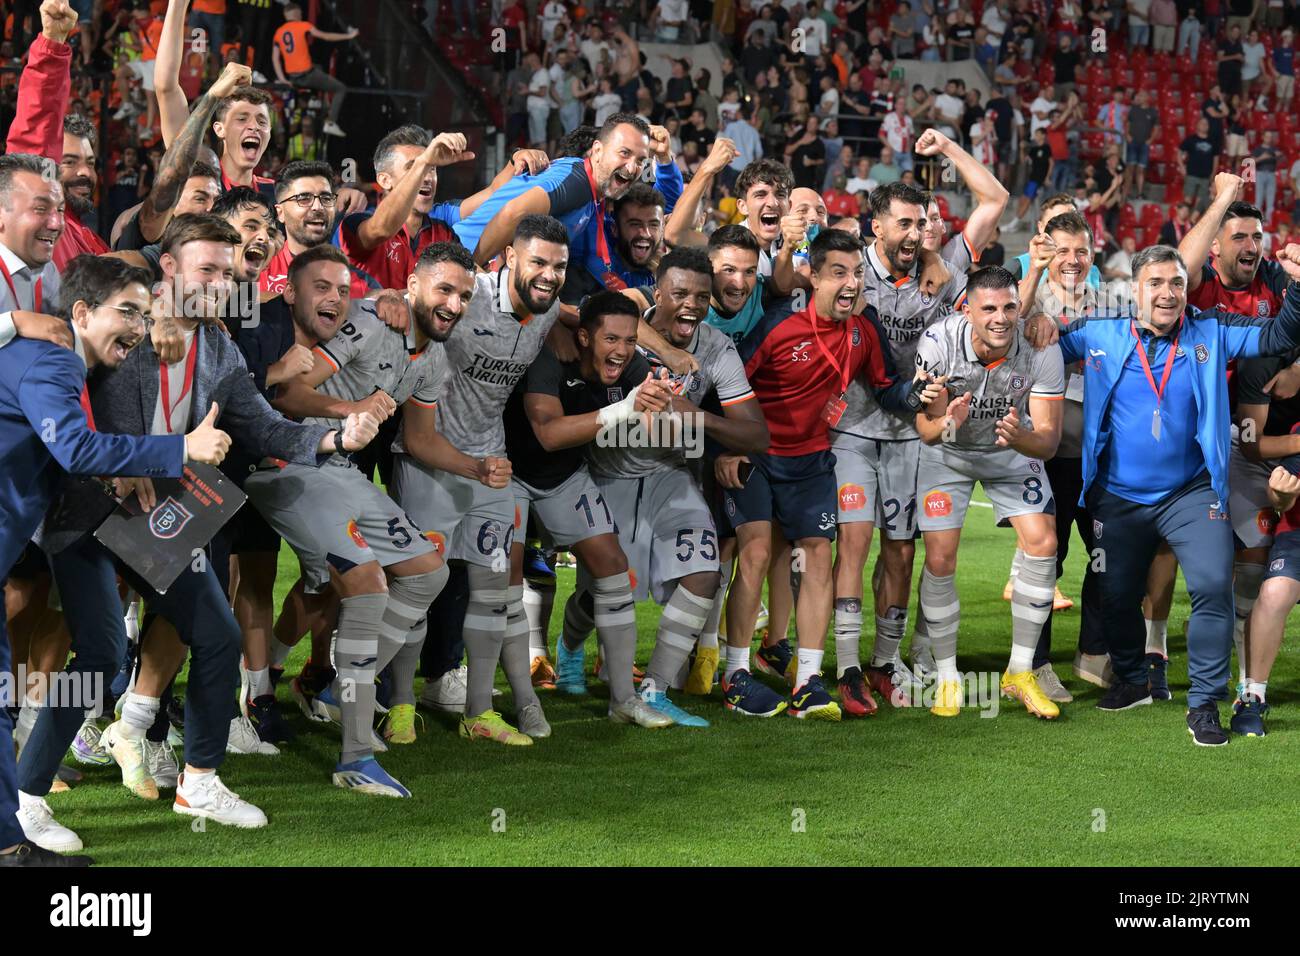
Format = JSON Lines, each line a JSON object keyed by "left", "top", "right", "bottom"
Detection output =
{"left": 587, "top": 313, "right": 755, "bottom": 480}
{"left": 834, "top": 241, "right": 969, "bottom": 443}
{"left": 914, "top": 312, "right": 1065, "bottom": 453}
{"left": 310, "top": 298, "right": 448, "bottom": 436}
{"left": 438, "top": 268, "right": 561, "bottom": 457}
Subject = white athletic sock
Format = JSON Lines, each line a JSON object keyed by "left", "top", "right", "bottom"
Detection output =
{"left": 270, "top": 637, "right": 294, "bottom": 669}
{"left": 1246, "top": 680, "right": 1268, "bottom": 703}
{"left": 1008, "top": 643, "right": 1035, "bottom": 675}
{"left": 119, "top": 693, "right": 159, "bottom": 738}
{"left": 247, "top": 667, "right": 271, "bottom": 698}
{"left": 15, "top": 694, "right": 40, "bottom": 750}
{"left": 1232, "top": 622, "right": 1248, "bottom": 688}
{"left": 936, "top": 655, "right": 960, "bottom": 683}
{"left": 724, "top": 644, "right": 750, "bottom": 681}
{"left": 1145, "top": 617, "right": 1168, "bottom": 658}
{"left": 795, "top": 648, "right": 824, "bottom": 689}
{"left": 123, "top": 600, "right": 141, "bottom": 643}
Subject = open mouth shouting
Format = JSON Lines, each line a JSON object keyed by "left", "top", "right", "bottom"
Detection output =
{"left": 758, "top": 209, "right": 781, "bottom": 239}
{"left": 110, "top": 331, "right": 141, "bottom": 363}
{"left": 670, "top": 309, "right": 701, "bottom": 343}
{"left": 602, "top": 351, "right": 629, "bottom": 383}
{"left": 832, "top": 287, "right": 859, "bottom": 315}
{"left": 239, "top": 131, "right": 264, "bottom": 165}
{"left": 316, "top": 303, "right": 342, "bottom": 333}
{"left": 628, "top": 236, "right": 655, "bottom": 263}
{"left": 608, "top": 167, "right": 638, "bottom": 197}
{"left": 242, "top": 241, "right": 269, "bottom": 274}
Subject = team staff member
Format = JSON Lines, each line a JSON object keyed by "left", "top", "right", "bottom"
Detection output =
{"left": 0, "top": 253, "right": 208, "bottom": 867}
{"left": 1032, "top": 242, "right": 1300, "bottom": 745}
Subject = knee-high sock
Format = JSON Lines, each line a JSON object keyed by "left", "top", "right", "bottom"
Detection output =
{"left": 523, "top": 577, "right": 557, "bottom": 660}
{"left": 120, "top": 692, "right": 159, "bottom": 738}
{"left": 920, "top": 568, "right": 960, "bottom": 678}
{"left": 382, "top": 566, "right": 448, "bottom": 707}
{"left": 1233, "top": 559, "right": 1265, "bottom": 683}
{"left": 561, "top": 589, "right": 595, "bottom": 652}
{"left": 1145, "top": 617, "right": 1169, "bottom": 657}
{"left": 333, "top": 591, "right": 390, "bottom": 764}
{"left": 911, "top": 574, "right": 931, "bottom": 653}
{"left": 1008, "top": 548, "right": 1024, "bottom": 585}
{"left": 592, "top": 571, "right": 639, "bottom": 703}
{"left": 645, "top": 585, "right": 712, "bottom": 696}
{"left": 871, "top": 605, "right": 908, "bottom": 668}
{"left": 833, "top": 597, "right": 862, "bottom": 677}
{"left": 501, "top": 584, "right": 540, "bottom": 710}
{"left": 1009, "top": 553, "right": 1056, "bottom": 673}
{"left": 464, "top": 565, "right": 509, "bottom": 717}
{"left": 698, "top": 563, "right": 731, "bottom": 651}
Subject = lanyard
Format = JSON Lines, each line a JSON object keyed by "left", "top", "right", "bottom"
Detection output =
{"left": 809, "top": 298, "right": 852, "bottom": 396}
{"left": 159, "top": 333, "right": 199, "bottom": 434}
{"left": 79, "top": 383, "right": 95, "bottom": 431}
{"left": 1130, "top": 320, "right": 1180, "bottom": 407}
{"left": 0, "top": 256, "right": 41, "bottom": 312}
{"left": 584, "top": 157, "right": 612, "bottom": 274}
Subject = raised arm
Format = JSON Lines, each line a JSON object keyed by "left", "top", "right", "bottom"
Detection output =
{"left": 309, "top": 24, "right": 360, "bottom": 42}
{"left": 664, "top": 137, "right": 736, "bottom": 248}
{"left": 5, "top": 0, "right": 76, "bottom": 158}
{"left": 1179, "top": 171, "right": 1245, "bottom": 293}
{"left": 155, "top": 0, "right": 193, "bottom": 147}
{"left": 473, "top": 186, "right": 553, "bottom": 266}
{"left": 352, "top": 133, "right": 475, "bottom": 254}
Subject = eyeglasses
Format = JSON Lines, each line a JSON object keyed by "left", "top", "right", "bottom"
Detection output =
{"left": 98, "top": 303, "right": 150, "bottom": 328}
{"left": 281, "top": 192, "right": 337, "bottom": 209}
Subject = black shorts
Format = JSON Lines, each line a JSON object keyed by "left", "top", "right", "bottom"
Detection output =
{"left": 721, "top": 450, "right": 838, "bottom": 542}
{"left": 8, "top": 542, "right": 51, "bottom": 580}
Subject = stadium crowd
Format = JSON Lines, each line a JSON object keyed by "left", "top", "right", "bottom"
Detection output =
{"left": 4, "top": 0, "right": 1300, "bottom": 869}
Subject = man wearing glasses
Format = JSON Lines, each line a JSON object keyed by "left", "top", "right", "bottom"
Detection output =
{"left": 260, "top": 161, "right": 338, "bottom": 296}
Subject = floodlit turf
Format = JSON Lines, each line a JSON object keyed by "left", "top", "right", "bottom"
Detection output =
{"left": 51, "top": 492, "right": 1300, "bottom": 866}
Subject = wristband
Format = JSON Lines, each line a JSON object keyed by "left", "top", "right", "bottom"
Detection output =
{"left": 334, "top": 429, "right": 347, "bottom": 455}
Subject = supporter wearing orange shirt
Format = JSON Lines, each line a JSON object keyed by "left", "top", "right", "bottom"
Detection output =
{"left": 271, "top": 3, "right": 357, "bottom": 138}
{"left": 190, "top": 0, "right": 226, "bottom": 76}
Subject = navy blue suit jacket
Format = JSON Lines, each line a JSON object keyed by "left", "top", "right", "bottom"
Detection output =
{"left": 0, "top": 339, "right": 183, "bottom": 577}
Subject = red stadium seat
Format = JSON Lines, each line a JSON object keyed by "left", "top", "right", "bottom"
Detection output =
{"left": 1119, "top": 203, "right": 1138, "bottom": 226}
{"left": 1141, "top": 203, "right": 1166, "bottom": 228}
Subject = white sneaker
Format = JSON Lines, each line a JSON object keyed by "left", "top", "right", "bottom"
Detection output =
{"left": 419, "top": 665, "right": 468, "bottom": 712}
{"left": 174, "top": 772, "right": 267, "bottom": 828}
{"left": 144, "top": 738, "right": 180, "bottom": 789}
{"left": 17, "top": 795, "right": 83, "bottom": 852}
{"left": 517, "top": 701, "right": 551, "bottom": 738}
{"left": 226, "top": 716, "right": 280, "bottom": 755}
{"left": 322, "top": 120, "right": 346, "bottom": 137}
{"left": 608, "top": 696, "right": 673, "bottom": 728}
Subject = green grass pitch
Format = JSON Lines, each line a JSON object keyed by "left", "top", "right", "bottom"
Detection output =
{"left": 49, "top": 491, "right": 1300, "bottom": 866}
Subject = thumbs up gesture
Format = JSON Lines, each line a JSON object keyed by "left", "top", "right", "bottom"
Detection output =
{"left": 184, "top": 402, "right": 232, "bottom": 465}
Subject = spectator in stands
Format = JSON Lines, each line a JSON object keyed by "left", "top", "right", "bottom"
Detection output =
{"left": 890, "top": 0, "right": 917, "bottom": 57}
{"left": 881, "top": 98, "right": 916, "bottom": 173}
{"left": 982, "top": 0, "right": 1010, "bottom": 43}
{"left": 1178, "top": 2, "right": 1202, "bottom": 64}
{"left": 824, "top": 173, "right": 857, "bottom": 218}
{"left": 974, "top": 25, "right": 998, "bottom": 77}
{"left": 845, "top": 156, "right": 874, "bottom": 194}
{"left": 271, "top": 4, "right": 357, "bottom": 138}
{"left": 1203, "top": 83, "right": 1229, "bottom": 152}
{"left": 681, "top": 107, "right": 715, "bottom": 154}
{"left": 920, "top": 11, "right": 945, "bottom": 61}
{"left": 1096, "top": 89, "right": 1127, "bottom": 148}
{"left": 1103, "top": 233, "right": 1138, "bottom": 280}
{"left": 817, "top": 74, "right": 840, "bottom": 119}
{"left": 1219, "top": 22, "right": 1245, "bottom": 96}
{"left": 188, "top": 0, "right": 226, "bottom": 80}
{"left": 1226, "top": 0, "right": 1254, "bottom": 35}
{"left": 1150, "top": 0, "right": 1177, "bottom": 51}
{"left": 541, "top": 0, "right": 568, "bottom": 41}
{"left": 1046, "top": 106, "right": 1075, "bottom": 193}
{"left": 651, "top": 0, "right": 691, "bottom": 42}
{"left": 906, "top": 84, "right": 934, "bottom": 125}
{"left": 1159, "top": 200, "right": 1193, "bottom": 245}
{"left": 1252, "top": 129, "right": 1283, "bottom": 221}
{"left": 1243, "top": 28, "right": 1268, "bottom": 94}
{"left": 723, "top": 104, "right": 764, "bottom": 187}
{"left": 286, "top": 113, "right": 326, "bottom": 162}
{"left": 741, "top": 27, "right": 777, "bottom": 85}
{"left": 784, "top": 115, "right": 825, "bottom": 190}
{"left": 580, "top": 21, "right": 611, "bottom": 73}
{"left": 947, "top": 4, "right": 976, "bottom": 60}
{"left": 1180, "top": 116, "right": 1219, "bottom": 210}
{"left": 557, "top": 51, "right": 592, "bottom": 137}
{"left": 1128, "top": 0, "right": 1152, "bottom": 47}
{"left": 693, "top": 70, "right": 718, "bottom": 130}
{"left": 1051, "top": 32, "right": 1080, "bottom": 101}
{"left": 1009, "top": 125, "right": 1052, "bottom": 230}
{"left": 592, "top": 76, "right": 624, "bottom": 128}
{"left": 523, "top": 52, "right": 553, "bottom": 149}
{"left": 1290, "top": 151, "right": 1300, "bottom": 221}
{"left": 1274, "top": 28, "right": 1296, "bottom": 108}
{"left": 664, "top": 58, "right": 694, "bottom": 121}
{"left": 824, "top": 142, "right": 855, "bottom": 192}
{"left": 869, "top": 144, "right": 901, "bottom": 185}
{"left": 1125, "top": 88, "right": 1158, "bottom": 199}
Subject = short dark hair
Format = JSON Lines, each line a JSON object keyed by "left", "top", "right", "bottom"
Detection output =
{"left": 512, "top": 214, "right": 570, "bottom": 248}
{"left": 1221, "top": 201, "right": 1264, "bottom": 228}
{"left": 214, "top": 86, "right": 274, "bottom": 124}
{"left": 557, "top": 125, "right": 599, "bottom": 158}
{"left": 275, "top": 160, "right": 335, "bottom": 199}
{"left": 415, "top": 241, "right": 476, "bottom": 274}
{"left": 870, "top": 181, "right": 928, "bottom": 220}
{"left": 708, "top": 224, "right": 761, "bottom": 256}
{"left": 59, "top": 254, "right": 153, "bottom": 320}
{"left": 1039, "top": 192, "right": 1077, "bottom": 214}
{"left": 735, "top": 159, "right": 793, "bottom": 201}
{"left": 211, "top": 186, "right": 275, "bottom": 222}
{"left": 160, "top": 213, "right": 242, "bottom": 256}
{"left": 1044, "top": 210, "right": 1092, "bottom": 243}
{"left": 188, "top": 160, "right": 221, "bottom": 184}
{"left": 579, "top": 289, "right": 640, "bottom": 335}
{"left": 965, "top": 265, "right": 1018, "bottom": 296}
{"left": 287, "top": 243, "right": 351, "bottom": 283}
{"left": 597, "top": 112, "right": 651, "bottom": 144}
{"left": 62, "top": 114, "right": 97, "bottom": 149}
{"left": 1131, "top": 244, "right": 1187, "bottom": 279}
{"left": 0, "top": 153, "right": 55, "bottom": 204}
{"left": 809, "top": 228, "right": 863, "bottom": 271}
{"left": 373, "top": 124, "right": 432, "bottom": 175}
{"left": 615, "top": 183, "right": 666, "bottom": 215}
{"left": 656, "top": 245, "right": 712, "bottom": 283}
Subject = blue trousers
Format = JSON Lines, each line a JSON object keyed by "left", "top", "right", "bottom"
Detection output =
{"left": 17, "top": 535, "right": 240, "bottom": 796}
{"left": 1087, "top": 472, "right": 1234, "bottom": 707}
{"left": 0, "top": 612, "right": 24, "bottom": 847}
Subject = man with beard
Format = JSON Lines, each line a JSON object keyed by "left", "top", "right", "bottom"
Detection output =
{"left": 914, "top": 267, "right": 1065, "bottom": 721}
{"left": 244, "top": 244, "right": 446, "bottom": 795}
{"left": 0, "top": 254, "right": 201, "bottom": 866}
{"left": 391, "top": 215, "right": 569, "bottom": 745}
{"left": 471, "top": 114, "right": 654, "bottom": 268}
{"left": 719, "top": 230, "right": 932, "bottom": 719}
{"left": 1179, "top": 184, "right": 1295, "bottom": 702}
{"left": 816, "top": 182, "right": 968, "bottom": 715}
{"left": 259, "top": 161, "right": 337, "bottom": 295}
{"left": 501, "top": 290, "right": 679, "bottom": 728}
{"left": 28, "top": 217, "right": 376, "bottom": 843}
{"left": 576, "top": 250, "right": 768, "bottom": 722}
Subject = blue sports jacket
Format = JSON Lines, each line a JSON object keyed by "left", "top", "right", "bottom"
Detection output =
{"left": 1059, "top": 283, "right": 1300, "bottom": 506}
